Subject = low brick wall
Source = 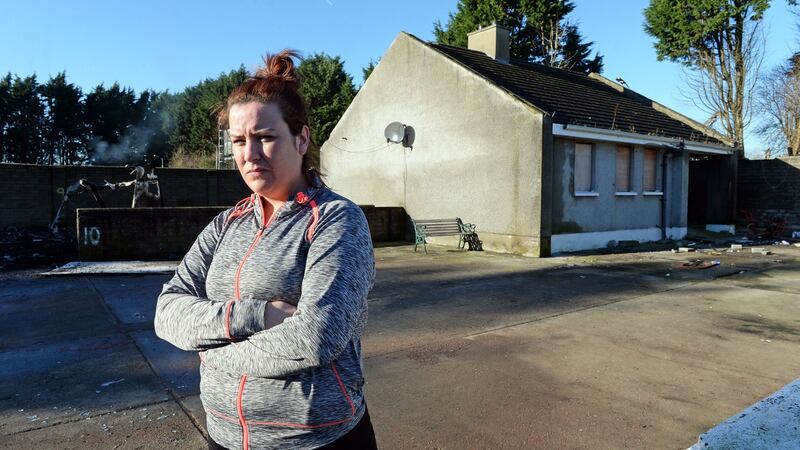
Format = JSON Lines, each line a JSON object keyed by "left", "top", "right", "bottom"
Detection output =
{"left": 738, "top": 157, "right": 800, "bottom": 233}
{"left": 77, "top": 207, "right": 226, "bottom": 261}
{"left": 77, "top": 206, "right": 410, "bottom": 261}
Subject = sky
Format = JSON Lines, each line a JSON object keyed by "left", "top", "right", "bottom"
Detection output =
{"left": 1, "top": 0, "right": 797, "bottom": 154}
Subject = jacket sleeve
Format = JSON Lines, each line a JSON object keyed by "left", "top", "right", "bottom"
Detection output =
{"left": 202, "top": 202, "right": 375, "bottom": 378}
{"left": 154, "top": 211, "right": 268, "bottom": 351}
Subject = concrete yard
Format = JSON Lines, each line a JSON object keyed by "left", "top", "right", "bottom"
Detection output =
{"left": 1, "top": 244, "right": 799, "bottom": 449}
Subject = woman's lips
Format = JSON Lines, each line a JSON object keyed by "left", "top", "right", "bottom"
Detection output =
{"left": 247, "top": 167, "right": 268, "bottom": 174}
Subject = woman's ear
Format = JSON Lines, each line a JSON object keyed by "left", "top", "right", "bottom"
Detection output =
{"left": 295, "top": 125, "right": 310, "bottom": 156}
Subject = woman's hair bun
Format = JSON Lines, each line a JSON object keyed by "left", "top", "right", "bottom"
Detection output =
{"left": 254, "top": 49, "right": 300, "bottom": 85}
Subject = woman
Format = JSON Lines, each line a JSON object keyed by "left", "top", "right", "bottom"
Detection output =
{"left": 154, "top": 50, "right": 377, "bottom": 450}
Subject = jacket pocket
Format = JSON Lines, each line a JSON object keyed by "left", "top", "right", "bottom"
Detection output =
{"left": 199, "top": 362, "right": 241, "bottom": 423}
{"left": 240, "top": 362, "right": 356, "bottom": 428}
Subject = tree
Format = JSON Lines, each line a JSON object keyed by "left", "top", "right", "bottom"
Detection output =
{"left": 141, "top": 90, "right": 179, "bottom": 167}
{"left": 84, "top": 83, "right": 151, "bottom": 164}
{"left": 41, "top": 73, "right": 87, "bottom": 165}
{"left": 170, "top": 66, "right": 248, "bottom": 165}
{"left": 0, "top": 73, "right": 11, "bottom": 163}
{"left": 362, "top": 58, "right": 379, "bottom": 84}
{"left": 298, "top": 53, "right": 357, "bottom": 146}
{"left": 755, "top": 54, "right": 800, "bottom": 156}
{"left": 434, "top": 0, "right": 603, "bottom": 73}
{"left": 644, "top": 0, "right": 768, "bottom": 152}
{"left": 5, "top": 75, "right": 46, "bottom": 164}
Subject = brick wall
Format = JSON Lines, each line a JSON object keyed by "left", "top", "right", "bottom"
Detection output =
{"left": 738, "top": 156, "right": 800, "bottom": 232}
{"left": 0, "top": 163, "right": 250, "bottom": 229}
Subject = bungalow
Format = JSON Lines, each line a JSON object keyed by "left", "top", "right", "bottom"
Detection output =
{"left": 320, "top": 25, "right": 737, "bottom": 256}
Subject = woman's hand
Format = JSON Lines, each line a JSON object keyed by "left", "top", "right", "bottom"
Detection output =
{"left": 264, "top": 300, "right": 297, "bottom": 329}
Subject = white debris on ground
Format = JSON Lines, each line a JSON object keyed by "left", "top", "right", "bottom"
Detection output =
{"left": 41, "top": 261, "right": 178, "bottom": 276}
{"left": 689, "top": 378, "right": 800, "bottom": 450}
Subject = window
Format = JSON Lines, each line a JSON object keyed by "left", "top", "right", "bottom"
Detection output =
{"left": 615, "top": 146, "right": 632, "bottom": 193}
{"left": 574, "top": 143, "right": 594, "bottom": 194}
{"left": 643, "top": 149, "right": 657, "bottom": 192}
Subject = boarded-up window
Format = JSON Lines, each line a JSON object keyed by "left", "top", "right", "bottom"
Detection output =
{"left": 616, "top": 146, "right": 632, "bottom": 192}
{"left": 643, "top": 149, "right": 657, "bottom": 191}
{"left": 574, "top": 143, "right": 593, "bottom": 192}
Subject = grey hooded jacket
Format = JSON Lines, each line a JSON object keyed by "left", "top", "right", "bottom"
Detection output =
{"left": 154, "top": 185, "right": 375, "bottom": 450}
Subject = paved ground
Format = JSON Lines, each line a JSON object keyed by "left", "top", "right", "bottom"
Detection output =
{"left": 1, "top": 244, "right": 799, "bottom": 449}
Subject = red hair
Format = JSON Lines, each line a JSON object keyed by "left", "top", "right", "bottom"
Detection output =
{"left": 219, "top": 50, "right": 321, "bottom": 185}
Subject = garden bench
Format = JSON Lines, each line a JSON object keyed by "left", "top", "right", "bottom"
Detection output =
{"left": 412, "top": 218, "right": 481, "bottom": 253}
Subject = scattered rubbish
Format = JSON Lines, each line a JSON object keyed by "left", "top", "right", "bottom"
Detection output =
{"left": 100, "top": 378, "right": 125, "bottom": 387}
{"left": 751, "top": 248, "right": 765, "bottom": 253}
{"left": 730, "top": 244, "right": 743, "bottom": 251}
{"left": 761, "top": 250, "right": 771, "bottom": 256}
{"left": 665, "top": 273, "right": 671, "bottom": 277}
{"left": 678, "top": 247, "right": 695, "bottom": 253}
{"left": 156, "top": 414, "right": 168, "bottom": 420}
{"left": 778, "top": 240, "right": 790, "bottom": 245}
{"left": 27, "top": 415, "right": 39, "bottom": 421}
{"left": 795, "top": 243, "right": 800, "bottom": 248}
{"left": 1, "top": 227, "right": 75, "bottom": 269}
{"left": 680, "top": 259, "right": 720, "bottom": 269}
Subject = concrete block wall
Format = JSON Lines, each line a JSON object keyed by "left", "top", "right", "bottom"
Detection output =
{"left": 0, "top": 163, "right": 250, "bottom": 230}
{"left": 77, "top": 207, "right": 226, "bottom": 261}
{"left": 77, "top": 205, "right": 409, "bottom": 261}
{"left": 359, "top": 206, "right": 409, "bottom": 242}
{"left": 738, "top": 157, "right": 800, "bottom": 232}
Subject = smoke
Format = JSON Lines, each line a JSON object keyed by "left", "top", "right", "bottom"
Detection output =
{"left": 89, "top": 121, "right": 160, "bottom": 166}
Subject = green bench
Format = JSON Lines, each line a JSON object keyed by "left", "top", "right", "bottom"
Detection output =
{"left": 412, "top": 218, "right": 481, "bottom": 253}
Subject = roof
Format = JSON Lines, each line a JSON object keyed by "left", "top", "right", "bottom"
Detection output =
{"left": 428, "top": 43, "right": 727, "bottom": 146}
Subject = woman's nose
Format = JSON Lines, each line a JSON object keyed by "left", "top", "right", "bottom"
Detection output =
{"left": 242, "top": 138, "right": 262, "bottom": 162}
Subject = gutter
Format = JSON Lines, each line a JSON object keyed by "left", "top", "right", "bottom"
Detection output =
{"left": 552, "top": 123, "right": 733, "bottom": 156}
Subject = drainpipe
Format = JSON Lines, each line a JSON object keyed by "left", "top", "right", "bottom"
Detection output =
{"left": 660, "top": 152, "right": 670, "bottom": 240}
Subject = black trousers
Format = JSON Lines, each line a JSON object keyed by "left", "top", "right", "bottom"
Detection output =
{"left": 207, "top": 407, "right": 377, "bottom": 450}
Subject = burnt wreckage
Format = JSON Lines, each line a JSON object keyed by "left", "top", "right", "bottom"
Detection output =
{"left": 2, "top": 167, "right": 162, "bottom": 268}
{"left": 49, "top": 166, "right": 162, "bottom": 235}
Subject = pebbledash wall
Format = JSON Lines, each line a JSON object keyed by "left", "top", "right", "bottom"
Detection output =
{"left": 738, "top": 156, "right": 800, "bottom": 233}
{"left": 0, "top": 163, "right": 251, "bottom": 229}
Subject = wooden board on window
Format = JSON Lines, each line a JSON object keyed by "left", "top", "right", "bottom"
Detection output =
{"left": 644, "top": 149, "right": 657, "bottom": 191}
{"left": 575, "top": 143, "right": 592, "bottom": 192}
{"left": 616, "top": 146, "right": 631, "bottom": 192}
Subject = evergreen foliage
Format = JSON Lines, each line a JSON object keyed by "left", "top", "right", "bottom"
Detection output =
{"left": 433, "top": 0, "right": 603, "bottom": 73}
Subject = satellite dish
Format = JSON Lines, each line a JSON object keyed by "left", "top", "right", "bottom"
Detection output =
{"left": 384, "top": 122, "right": 406, "bottom": 144}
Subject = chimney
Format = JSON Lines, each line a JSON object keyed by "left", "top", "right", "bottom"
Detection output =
{"left": 467, "top": 23, "right": 510, "bottom": 62}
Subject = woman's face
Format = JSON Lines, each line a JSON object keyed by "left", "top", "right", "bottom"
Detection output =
{"left": 228, "top": 101, "right": 309, "bottom": 200}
